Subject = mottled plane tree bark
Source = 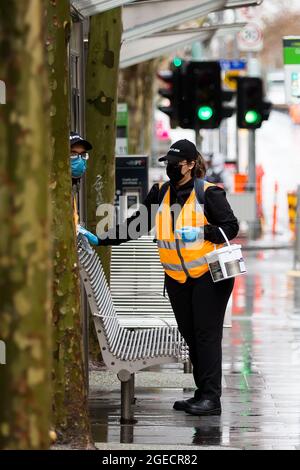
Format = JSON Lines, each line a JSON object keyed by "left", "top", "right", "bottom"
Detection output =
{"left": 86, "top": 8, "right": 122, "bottom": 279}
{"left": 118, "top": 59, "right": 158, "bottom": 155}
{"left": 0, "top": 0, "right": 52, "bottom": 450}
{"left": 46, "top": 0, "right": 93, "bottom": 448}
{"left": 86, "top": 9, "right": 122, "bottom": 362}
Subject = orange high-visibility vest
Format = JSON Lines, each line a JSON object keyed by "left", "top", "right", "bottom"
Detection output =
{"left": 155, "top": 182, "right": 224, "bottom": 283}
{"left": 73, "top": 196, "right": 79, "bottom": 227}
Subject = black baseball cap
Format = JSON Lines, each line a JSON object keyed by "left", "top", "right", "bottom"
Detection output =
{"left": 70, "top": 132, "right": 93, "bottom": 151}
{"left": 159, "top": 139, "right": 198, "bottom": 162}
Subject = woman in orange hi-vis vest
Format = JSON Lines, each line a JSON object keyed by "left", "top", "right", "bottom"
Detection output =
{"left": 83, "top": 140, "right": 239, "bottom": 416}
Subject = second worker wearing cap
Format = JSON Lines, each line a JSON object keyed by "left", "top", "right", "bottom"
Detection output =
{"left": 84, "top": 139, "right": 239, "bottom": 416}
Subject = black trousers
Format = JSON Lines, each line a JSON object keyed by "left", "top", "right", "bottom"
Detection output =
{"left": 165, "top": 271, "right": 234, "bottom": 401}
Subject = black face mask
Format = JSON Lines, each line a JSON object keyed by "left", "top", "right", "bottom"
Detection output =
{"left": 166, "top": 162, "right": 185, "bottom": 184}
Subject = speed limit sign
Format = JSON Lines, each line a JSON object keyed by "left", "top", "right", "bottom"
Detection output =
{"left": 237, "top": 23, "right": 263, "bottom": 52}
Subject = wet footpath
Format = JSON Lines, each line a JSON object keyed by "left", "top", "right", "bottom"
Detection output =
{"left": 89, "top": 248, "right": 300, "bottom": 450}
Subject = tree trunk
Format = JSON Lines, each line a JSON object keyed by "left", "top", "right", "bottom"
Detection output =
{"left": 119, "top": 60, "right": 157, "bottom": 155}
{"left": 46, "top": 0, "right": 93, "bottom": 448}
{"left": 86, "top": 8, "right": 122, "bottom": 279}
{"left": 0, "top": 0, "right": 52, "bottom": 450}
{"left": 86, "top": 9, "right": 122, "bottom": 363}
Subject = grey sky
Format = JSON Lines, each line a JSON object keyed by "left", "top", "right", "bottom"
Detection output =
{"left": 262, "top": 0, "right": 300, "bottom": 15}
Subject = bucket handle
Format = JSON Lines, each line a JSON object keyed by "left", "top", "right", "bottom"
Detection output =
{"left": 213, "top": 227, "right": 232, "bottom": 252}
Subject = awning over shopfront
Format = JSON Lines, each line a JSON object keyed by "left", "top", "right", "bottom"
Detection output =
{"left": 122, "top": 0, "right": 227, "bottom": 41}
{"left": 122, "top": 0, "right": 262, "bottom": 41}
{"left": 120, "top": 29, "right": 213, "bottom": 69}
{"left": 225, "top": 0, "right": 262, "bottom": 8}
{"left": 74, "top": 0, "right": 262, "bottom": 68}
{"left": 120, "top": 22, "right": 245, "bottom": 68}
{"left": 72, "top": 0, "right": 262, "bottom": 21}
{"left": 71, "top": 0, "right": 135, "bottom": 17}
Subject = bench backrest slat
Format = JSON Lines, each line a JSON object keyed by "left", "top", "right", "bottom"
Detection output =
{"left": 78, "top": 244, "right": 121, "bottom": 347}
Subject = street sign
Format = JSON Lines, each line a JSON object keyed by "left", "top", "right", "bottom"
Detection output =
{"left": 283, "top": 36, "right": 300, "bottom": 104}
{"left": 237, "top": 22, "right": 263, "bottom": 52}
{"left": 221, "top": 60, "right": 247, "bottom": 91}
{"left": 220, "top": 59, "right": 247, "bottom": 71}
{"left": 224, "top": 70, "right": 242, "bottom": 91}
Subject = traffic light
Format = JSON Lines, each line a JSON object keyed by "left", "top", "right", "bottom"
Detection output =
{"left": 157, "top": 60, "right": 235, "bottom": 130}
{"left": 157, "top": 59, "right": 184, "bottom": 128}
{"left": 184, "top": 61, "right": 234, "bottom": 129}
{"left": 185, "top": 61, "right": 221, "bottom": 129}
{"left": 237, "top": 77, "right": 272, "bottom": 129}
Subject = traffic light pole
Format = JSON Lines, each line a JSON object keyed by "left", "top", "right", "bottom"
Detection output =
{"left": 248, "top": 129, "right": 261, "bottom": 239}
{"left": 195, "top": 129, "right": 202, "bottom": 150}
{"left": 248, "top": 129, "right": 256, "bottom": 192}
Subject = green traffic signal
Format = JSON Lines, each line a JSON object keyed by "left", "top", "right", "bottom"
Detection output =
{"left": 173, "top": 57, "right": 182, "bottom": 68}
{"left": 244, "top": 110, "right": 262, "bottom": 125}
{"left": 197, "top": 106, "right": 214, "bottom": 121}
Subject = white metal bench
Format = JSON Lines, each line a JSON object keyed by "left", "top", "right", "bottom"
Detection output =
{"left": 110, "top": 236, "right": 177, "bottom": 328}
{"left": 110, "top": 235, "right": 231, "bottom": 378}
{"left": 110, "top": 235, "right": 232, "bottom": 327}
{"left": 77, "top": 239, "right": 189, "bottom": 423}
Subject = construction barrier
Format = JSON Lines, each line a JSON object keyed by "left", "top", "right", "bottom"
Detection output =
{"left": 289, "top": 104, "right": 300, "bottom": 125}
{"left": 272, "top": 181, "right": 279, "bottom": 236}
{"left": 234, "top": 173, "right": 248, "bottom": 193}
{"left": 288, "top": 191, "right": 297, "bottom": 237}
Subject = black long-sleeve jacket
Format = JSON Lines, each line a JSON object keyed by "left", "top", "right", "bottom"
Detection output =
{"left": 98, "top": 177, "right": 239, "bottom": 246}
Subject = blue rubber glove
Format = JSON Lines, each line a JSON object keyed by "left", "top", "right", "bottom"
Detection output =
{"left": 176, "top": 226, "right": 203, "bottom": 243}
{"left": 77, "top": 225, "right": 99, "bottom": 246}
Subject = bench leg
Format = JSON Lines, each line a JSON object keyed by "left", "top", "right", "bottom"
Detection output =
{"left": 130, "top": 373, "right": 136, "bottom": 404}
{"left": 184, "top": 359, "right": 192, "bottom": 374}
{"left": 120, "top": 375, "right": 137, "bottom": 424}
{"left": 120, "top": 424, "right": 134, "bottom": 444}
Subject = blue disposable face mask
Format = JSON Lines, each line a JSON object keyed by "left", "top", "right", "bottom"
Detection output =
{"left": 71, "top": 156, "right": 87, "bottom": 178}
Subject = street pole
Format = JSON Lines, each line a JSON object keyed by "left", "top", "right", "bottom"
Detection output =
{"left": 294, "top": 185, "right": 300, "bottom": 270}
{"left": 195, "top": 129, "right": 202, "bottom": 149}
{"left": 191, "top": 41, "right": 203, "bottom": 153}
{"left": 236, "top": 127, "right": 240, "bottom": 173}
{"left": 248, "top": 129, "right": 256, "bottom": 192}
{"left": 233, "top": 12, "right": 240, "bottom": 172}
{"left": 248, "top": 129, "right": 261, "bottom": 239}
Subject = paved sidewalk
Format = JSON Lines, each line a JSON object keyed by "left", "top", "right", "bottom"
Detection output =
{"left": 89, "top": 248, "right": 300, "bottom": 450}
{"left": 237, "top": 234, "right": 293, "bottom": 251}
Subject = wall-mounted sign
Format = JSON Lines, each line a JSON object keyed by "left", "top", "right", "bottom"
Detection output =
{"left": 283, "top": 37, "right": 300, "bottom": 104}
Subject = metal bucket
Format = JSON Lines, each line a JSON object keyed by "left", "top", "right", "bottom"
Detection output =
{"left": 205, "top": 227, "right": 246, "bottom": 283}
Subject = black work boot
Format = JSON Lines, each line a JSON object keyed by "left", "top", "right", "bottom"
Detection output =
{"left": 185, "top": 398, "right": 222, "bottom": 416}
{"left": 173, "top": 397, "right": 197, "bottom": 411}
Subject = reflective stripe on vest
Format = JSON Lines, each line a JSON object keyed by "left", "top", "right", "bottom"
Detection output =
{"left": 162, "top": 255, "right": 208, "bottom": 272}
{"left": 155, "top": 182, "right": 224, "bottom": 283}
